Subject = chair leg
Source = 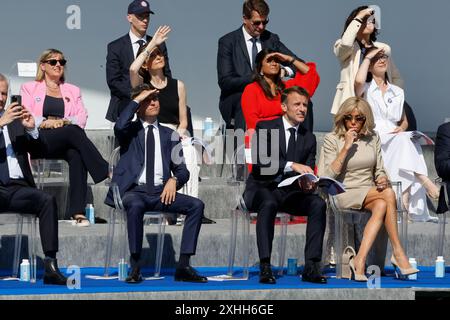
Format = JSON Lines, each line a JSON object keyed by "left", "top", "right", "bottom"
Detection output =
{"left": 227, "top": 209, "right": 239, "bottom": 276}
{"left": 29, "top": 216, "right": 37, "bottom": 283}
{"left": 437, "top": 214, "right": 446, "bottom": 257}
{"left": 12, "top": 215, "right": 24, "bottom": 278}
{"left": 277, "top": 214, "right": 289, "bottom": 276}
{"left": 103, "top": 208, "right": 116, "bottom": 277}
{"left": 334, "top": 211, "right": 344, "bottom": 279}
{"left": 242, "top": 210, "right": 250, "bottom": 280}
{"left": 154, "top": 214, "right": 166, "bottom": 278}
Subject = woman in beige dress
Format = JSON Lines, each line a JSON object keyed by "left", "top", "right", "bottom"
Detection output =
{"left": 318, "top": 97, "right": 418, "bottom": 281}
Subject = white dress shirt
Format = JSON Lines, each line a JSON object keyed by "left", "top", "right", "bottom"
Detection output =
{"left": 137, "top": 120, "right": 164, "bottom": 187}
{"left": 241, "top": 26, "right": 294, "bottom": 76}
{"left": 129, "top": 31, "right": 147, "bottom": 59}
{"left": 282, "top": 116, "right": 299, "bottom": 173}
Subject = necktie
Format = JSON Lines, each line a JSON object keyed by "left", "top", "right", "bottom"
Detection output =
{"left": 145, "top": 125, "right": 155, "bottom": 194}
{"left": 286, "top": 127, "right": 297, "bottom": 162}
{"left": 136, "top": 39, "right": 145, "bottom": 56}
{"left": 0, "top": 131, "right": 10, "bottom": 185}
{"left": 251, "top": 37, "right": 258, "bottom": 69}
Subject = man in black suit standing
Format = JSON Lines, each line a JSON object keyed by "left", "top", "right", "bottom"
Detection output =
{"left": 106, "top": 0, "right": 171, "bottom": 123}
{"left": 243, "top": 86, "right": 327, "bottom": 284}
{"left": 0, "top": 74, "right": 67, "bottom": 285}
{"left": 105, "top": 84, "right": 207, "bottom": 284}
{"left": 435, "top": 121, "right": 450, "bottom": 198}
{"left": 217, "top": 0, "right": 303, "bottom": 132}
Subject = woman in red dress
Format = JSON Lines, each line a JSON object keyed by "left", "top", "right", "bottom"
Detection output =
{"left": 241, "top": 48, "right": 319, "bottom": 135}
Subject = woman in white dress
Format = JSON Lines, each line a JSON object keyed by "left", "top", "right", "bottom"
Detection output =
{"left": 355, "top": 47, "right": 439, "bottom": 222}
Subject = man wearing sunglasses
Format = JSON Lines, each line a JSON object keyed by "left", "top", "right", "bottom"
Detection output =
{"left": 106, "top": 0, "right": 171, "bottom": 123}
{"left": 217, "top": 0, "right": 300, "bottom": 132}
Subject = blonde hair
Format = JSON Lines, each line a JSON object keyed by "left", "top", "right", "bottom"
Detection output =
{"left": 333, "top": 96, "right": 375, "bottom": 138}
{"left": 35, "top": 49, "right": 66, "bottom": 82}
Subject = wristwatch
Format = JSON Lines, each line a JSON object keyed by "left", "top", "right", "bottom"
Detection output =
{"left": 170, "top": 176, "right": 178, "bottom": 182}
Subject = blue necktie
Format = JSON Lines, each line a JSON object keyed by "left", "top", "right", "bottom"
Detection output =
{"left": 145, "top": 125, "right": 155, "bottom": 194}
{"left": 0, "top": 131, "right": 10, "bottom": 185}
{"left": 251, "top": 37, "right": 258, "bottom": 69}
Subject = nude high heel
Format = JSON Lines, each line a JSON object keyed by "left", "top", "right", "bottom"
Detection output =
{"left": 390, "top": 256, "right": 420, "bottom": 279}
{"left": 349, "top": 257, "right": 368, "bottom": 282}
{"left": 341, "top": 246, "right": 356, "bottom": 279}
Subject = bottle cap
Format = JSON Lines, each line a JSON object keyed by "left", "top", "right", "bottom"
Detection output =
{"left": 86, "top": 203, "right": 93, "bottom": 208}
{"left": 205, "top": 117, "right": 212, "bottom": 121}
{"left": 409, "top": 258, "right": 416, "bottom": 262}
{"left": 437, "top": 256, "right": 445, "bottom": 261}
{"left": 21, "top": 259, "right": 29, "bottom": 263}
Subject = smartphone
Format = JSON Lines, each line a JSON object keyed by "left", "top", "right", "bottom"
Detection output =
{"left": 10, "top": 95, "right": 22, "bottom": 107}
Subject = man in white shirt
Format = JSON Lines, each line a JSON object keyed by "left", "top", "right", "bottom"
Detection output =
{"left": 106, "top": 0, "right": 171, "bottom": 122}
{"left": 0, "top": 74, "right": 67, "bottom": 285}
{"left": 105, "top": 83, "right": 206, "bottom": 284}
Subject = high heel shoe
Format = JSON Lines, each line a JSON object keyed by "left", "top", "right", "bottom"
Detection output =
{"left": 349, "top": 257, "right": 368, "bottom": 282}
{"left": 421, "top": 179, "right": 440, "bottom": 200}
{"left": 390, "top": 256, "right": 419, "bottom": 279}
{"left": 341, "top": 246, "right": 356, "bottom": 279}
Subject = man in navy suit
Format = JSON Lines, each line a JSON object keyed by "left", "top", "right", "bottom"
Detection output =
{"left": 105, "top": 0, "right": 171, "bottom": 122}
{"left": 243, "top": 86, "right": 327, "bottom": 284}
{"left": 105, "top": 83, "right": 207, "bottom": 284}
{"left": 217, "top": 0, "right": 303, "bottom": 132}
{"left": 0, "top": 74, "right": 67, "bottom": 285}
{"left": 435, "top": 122, "right": 450, "bottom": 201}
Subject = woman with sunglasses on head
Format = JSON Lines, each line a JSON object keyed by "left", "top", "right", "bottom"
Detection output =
{"left": 241, "top": 48, "right": 319, "bottom": 140}
{"left": 20, "top": 48, "right": 109, "bottom": 226}
{"left": 318, "top": 97, "right": 419, "bottom": 281}
{"left": 354, "top": 47, "right": 439, "bottom": 222}
{"left": 331, "top": 5, "right": 403, "bottom": 115}
{"left": 129, "top": 26, "right": 201, "bottom": 198}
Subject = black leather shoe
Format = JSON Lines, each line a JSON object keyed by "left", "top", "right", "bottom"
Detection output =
{"left": 302, "top": 262, "right": 327, "bottom": 284}
{"left": 201, "top": 216, "right": 216, "bottom": 224}
{"left": 125, "top": 267, "right": 143, "bottom": 284}
{"left": 43, "top": 258, "right": 68, "bottom": 285}
{"left": 174, "top": 266, "right": 207, "bottom": 283}
{"left": 259, "top": 263, "right": 276, "bottom": 284}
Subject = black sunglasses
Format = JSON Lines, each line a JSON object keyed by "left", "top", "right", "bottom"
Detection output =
{"left": 343, "top": 114, "right": 366, "bottom": 123}
{"left": 45, "top": 59, "right": 67, "bottom": 66}
{"left": 252, "top": 19, "right": 269, "bottom": 26}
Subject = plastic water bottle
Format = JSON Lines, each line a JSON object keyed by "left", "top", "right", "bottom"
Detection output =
{"left": 435, "top": 256, "right": 445, "bottom": 278}
{"left": 287, "top": 258, "right": 298, "bottom": 276}
{"left": 408, "top": 258, "right": 417, "bottom": 280}
{"left": 20, "top": 259, "right": 30, "bottom": 282}
{"left": 203, "top": 117, "right": 214, "bottom": 139}
{"left": 85, "top": 204, "right": 95, "bottom": 225}
{"left": 118, "top": 258, "right": 128, "bottom": 281}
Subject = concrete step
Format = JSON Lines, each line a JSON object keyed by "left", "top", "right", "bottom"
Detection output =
{"left": 0, "top": 218, "right": 447, "bottom": 270}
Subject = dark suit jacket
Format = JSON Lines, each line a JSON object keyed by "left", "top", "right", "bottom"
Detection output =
{"left": 244, "top": 117, "right": 317, "bottom": 206}
{"left": 217, "top": 27, "right": 297, "bottom": 129}
{"left": 435, "top": 122, "right": 450, "bottom": 181}
{"left": 105, "top": 33, "right": 171, "bottom": 122}
{"left": 1, "top": 121, "right": 43, "bottom": 188}
{"left": 104, "top": 100, "right": 189, "bottom": 207}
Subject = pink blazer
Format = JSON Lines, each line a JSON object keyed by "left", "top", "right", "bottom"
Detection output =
{"left": 20, "top": 81, "right": 88, "bottom": 128}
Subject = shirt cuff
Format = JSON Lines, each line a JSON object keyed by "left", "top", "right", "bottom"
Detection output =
{"left": 283, "top": 66, "right": 294, "bottom": 77}
{"left": 284, "top": 161, "right": 293, "bottom": 173}
{"left": 26, "top": 126, "right": 39, "bottom": 139}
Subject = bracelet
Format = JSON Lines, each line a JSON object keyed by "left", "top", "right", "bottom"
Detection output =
{"left": 354, "top": 18, "right": 363, "bottom": 24}
{"left": 290, "top": 57, "right": 296, "bottom": 64}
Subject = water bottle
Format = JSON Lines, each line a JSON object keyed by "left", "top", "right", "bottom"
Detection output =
{"left": 20, "top": 259, "right": 30, "bottom": 282}
{"left": 118, "top": 258, "right": 128, "bottom": 281}
{"left": 408, "top": 258, "right": 417, "bottom": 280}
{"left": 203, "top": 117, "right": 214, "bottom": 139}
{"left": 85, "top": 203, "right": 95, "bottom": 225}
{"left": 287, "top": 258, "right": 298, "bottom": 276}
{"left": 435, "top": 256, "right": 445, "bottom": 278}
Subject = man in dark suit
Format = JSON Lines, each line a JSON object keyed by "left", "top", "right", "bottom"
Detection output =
{"left": 105, "top": 83, "right": 207, "bottom": 284}
{"left": 217, "top": 0, "right": 315, "bottom": 132}
{"left": 243, "top": 86, "right": 327, "bottom": 284}
{"left": 106, "top": 0, "right": 171, "bottom": 122}
{"left": 0, "top": 74, "right": 67, "bottom": 285}
{"left": 435, "top": 122, "right": 450, "bottom": 200}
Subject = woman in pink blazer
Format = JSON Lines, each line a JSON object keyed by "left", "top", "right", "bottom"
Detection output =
{"left": 21, "top": 48, "right": 109, "bottom": 226}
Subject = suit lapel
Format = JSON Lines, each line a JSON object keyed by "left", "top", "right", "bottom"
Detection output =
{"left": 157, "top": 125, "right": 170, "bottom": 179}
{"left": 137, "top": 122, "right": 145, "bottom": 162}
{"left": 237, "top": 29, "right": 252, "bottom": 69}
{"left": 295, "top": 128, "right": 305, "bottom": 163}
{"left": 124, "top": 34, "right": 135, "bottom": 66}
{"left": 276, "top": 117, "right": 287, "bottom": 159}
